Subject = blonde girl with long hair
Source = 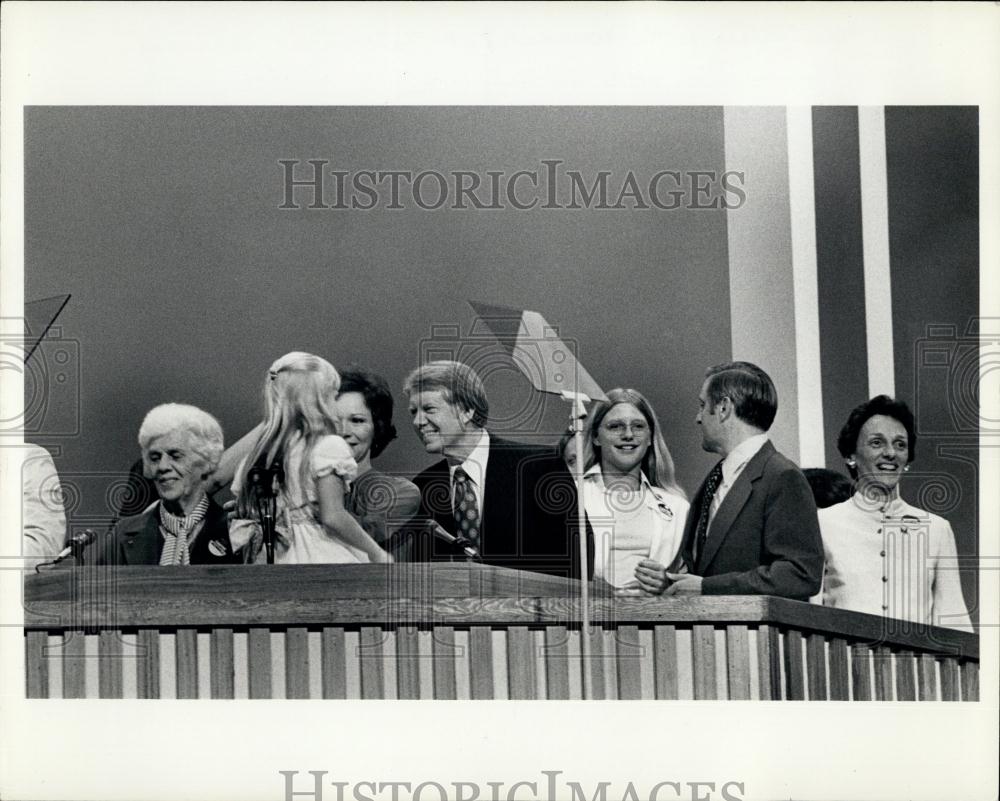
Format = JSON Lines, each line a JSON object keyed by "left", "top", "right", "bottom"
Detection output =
{"left": 233, "top": 352, "right": 391, "bottom": 564}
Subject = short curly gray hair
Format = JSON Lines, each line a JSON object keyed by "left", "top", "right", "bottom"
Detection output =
{"left": 138, "top": 403, "right": 224, "bottom": 474}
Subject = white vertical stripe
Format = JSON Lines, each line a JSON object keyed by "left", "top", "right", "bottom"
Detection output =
{"left": 715, "top": 628, "right": 728, "bottom": 699}
{"left": 121, "top": 632, "right": 137, "bottom": 699}
{"left": 565, "top": 629, "right": 582, "bottom": 700}
{"left": 344, "top": 631, "right": 361, "bottom": 699}
{"left": 159, "top": 633, "right": 176, "bottom": 699}
{"left": 270, "top": 632, "right": 286, "bottom": 699}
{"left": 638, "top": 628, "right": 655, "bottom": 700}
{"left": 533, "top": 629, "right": 547, "bottom": 700}
{"left": 308, "top": 631, "right": 323, "bottom": 700}
{"left": 747, "top": 628, "right": 760, "bottom": 701}
{"left": 381, "top": 629, "right": 397, "bottom": 701}
{"left": 491, "top": 630, "right": 509, "bottom": 700}
{"left": 233, "top": 631, "right": 249, "bottom": 699}
{"left": 197, "top": 632, "right": 211, "bottom": 700}
{"left": 675, "top": 628, "right": 694, "bottom": 700}
{"left": 48, "top": 635, "right": 63, "bottom": 699}
{"left": 453, "top": 629, "right": 470, "bottom": 700}
{"left": 859, "top": 105, "right": 896, "bottom": 397}
{"left": 417, "top": 631, "right": 433, "bottom": 700}
{"left": 786, "top": 105, "right": 826, "bottom": 467}
{"left": 84, "top": 634, "right": 98, "bottom": 698}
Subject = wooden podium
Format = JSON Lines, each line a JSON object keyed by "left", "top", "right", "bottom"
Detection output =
{"left": 24, "top": 563, "right": 978, "bottom": 700}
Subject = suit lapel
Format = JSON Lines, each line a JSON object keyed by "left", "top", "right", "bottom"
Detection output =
{"left": 697, "top": 441, "right": 774, "bottom": 572}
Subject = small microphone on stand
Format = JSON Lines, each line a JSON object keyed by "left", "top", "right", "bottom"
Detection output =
{"left": 426, "top": 521, "right": 481, "bottom": 561}
{"left": 36, "top": 529, "right": 97, "bottom": 571}
{"left": 248, "top": 462, "right": 283, "bottom": 565}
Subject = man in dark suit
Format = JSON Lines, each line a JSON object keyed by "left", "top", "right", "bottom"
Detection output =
{"left": 666, "top": 361, "right": 822, "bottom": 599}
{"left": 403, "top": 360, "right": 585, "bottom": 579}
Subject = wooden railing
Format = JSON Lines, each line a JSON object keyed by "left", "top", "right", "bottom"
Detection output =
{"left": 24, "top": 564, "right": 978, "bottom": 700}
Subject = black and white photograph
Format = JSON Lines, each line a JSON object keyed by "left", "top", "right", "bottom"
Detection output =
{"left": 1, "top": 4, "right": 997, "bottom": 801}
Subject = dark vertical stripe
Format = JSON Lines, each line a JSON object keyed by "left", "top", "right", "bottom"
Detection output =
{"left": 813, "top": 106, "right": 870, "bottom": 469}
{"left": 884, "top": 106, "right": 979, "bottom": 624}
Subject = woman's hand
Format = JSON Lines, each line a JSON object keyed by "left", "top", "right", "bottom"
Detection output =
{"left": 633, "top": 558, "right": 670, "bottom": 595}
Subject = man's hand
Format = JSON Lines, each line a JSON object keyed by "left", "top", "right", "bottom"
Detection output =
{"left": 633, "top": 558, "right": 671, "bottom": 594}
{"left": 663, "top": 572, "right": 703, "bottom": 596}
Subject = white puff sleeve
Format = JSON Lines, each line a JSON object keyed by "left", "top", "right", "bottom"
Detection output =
{"left": 310, "top": 435, "right": 358, "bottom": 487}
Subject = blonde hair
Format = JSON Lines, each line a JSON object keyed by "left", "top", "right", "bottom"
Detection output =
{"left": 236, "top": 352, "right": 341, "bottom": 515}
{"left": 584, "top": 388, "right": 687, "bottom": 500}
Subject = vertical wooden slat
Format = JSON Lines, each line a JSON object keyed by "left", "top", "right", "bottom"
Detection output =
{"left": 939, "top": 658, "right": 959, "bottom": 701}
{"left": 396, "top": 626, "right": 420, "bottom": 700}
{"left": 506, "top": 626, "right": 537, "bottom": 700}
{"left": 587, "top": 625, "right": 605, "bottom": 700}
{"left": 432, "top": 626, "right": 457, "bottom": 700}
{"left": 916, "top": 654, "right": 937, "bottom": 701}
{"left": 468, "top": 627, "right": 494, "bottom": 700}
{"left": 725, "top": 625, "right": 751, "bottom": 700}
{"left": 851, "top": 644, "right": 872, "bottom": 700}
{"left": 615, "top": 625, "right": 642, "bottom": 700}
{"left": 756, "top": 626, "right": 782, "bottom": 700}
{"left": 98, "top": 631, "right": 123, "bottom": 699}
{"left": 285, "top": 627, "right": 310, "bottom": 699}
{"left": 828, "top": 638, "right": 850, "bottom": 701}
{"left": 321, "top": 627, "right": 346, "bottom": 699}
{"left": 653, "top": 625, "right": 678, "bottom": 700}
{"left": 210, "top": 629, "right": 235, "bottom": 699}
{"left": 959, "top": 661, "right": 978, "bottom": 702}
{"left": 782, "top": 630, "right": 805, "bottom": 700}
{"left": 692, "top": 625, "right": 717, "bottom": 700}
{"left": 176, "top": 628, "right": 199, "bottom": 699}
{"left": 806, "top": 634, "right": 827, "bottom": 701}
{"left": 873, "top": 645, "right": 893, "bottom": 701}
{"left": 62, "top": 632, "right": 86, "bottom": 699}
{"left": 359, "top": 627, "right": 385, "bottom": 699}
{"left": 895, "top": 652, "right": 916, "bottom": 701}
{"left": 248, "top": 627, "right": 272, "bottom": 699}
{"left": 544, "top": 626, "right": 569, "bottom": 700}
{"left": 136, "top": 629, "right": 160, "bottom": 699}
{"left": 26, "top": 631, "right": 49, "bottom": 698}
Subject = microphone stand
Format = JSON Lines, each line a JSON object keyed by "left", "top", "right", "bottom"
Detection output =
{"left": 248, "top": 464, "right": 282, "bottom": 565}
{"left": 561, "top": 389, "right": 594, "bottom": 701}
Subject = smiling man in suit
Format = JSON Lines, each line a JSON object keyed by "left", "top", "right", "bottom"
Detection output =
{"left": 666, "top": 361, "right": 822, "bottom": 599}
{"left": 403, "top": 360, "right": 584, "bottom": 579}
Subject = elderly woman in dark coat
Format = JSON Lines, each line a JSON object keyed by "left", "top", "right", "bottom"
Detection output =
{"left": 95, "top": 403, "right": 241, "bottom": 565}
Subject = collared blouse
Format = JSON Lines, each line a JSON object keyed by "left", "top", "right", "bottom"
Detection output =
{"left": 582, "top": 465, "right": 689, "bottom": 588}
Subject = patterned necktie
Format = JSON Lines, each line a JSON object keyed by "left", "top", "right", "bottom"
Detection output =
{"left": 694, "top": 461, "right": 724, "bottom": 562}
{"left": 452, "top": 467, "right": 481, "bottom": 548}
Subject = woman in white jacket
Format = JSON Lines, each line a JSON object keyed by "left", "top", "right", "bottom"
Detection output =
{"left": 580, "top": 388, "right": 689, "bottom": 595}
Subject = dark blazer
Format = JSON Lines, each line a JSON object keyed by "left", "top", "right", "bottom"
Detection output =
{"left": 679, "top": 440, "right": 822, "bottom": 600}
{"left": 93, "top": 498, "right": 241, "bottom": 566}
{"left": 409, "top": 434, "right": 589, "bottom": 580}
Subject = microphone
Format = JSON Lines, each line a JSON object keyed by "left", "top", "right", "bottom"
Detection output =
{"left": 51, "top": 529, "right": 97, "bottom": 564}
{"left": 426, "top": 521, "right": 481, "bottom": 561}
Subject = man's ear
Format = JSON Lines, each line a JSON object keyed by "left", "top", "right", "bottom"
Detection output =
{"left": 716, "top": 396, "right": 732, "bottom": 422}
{"left": 459, "top": 406, "right": 476, "bottom": 427}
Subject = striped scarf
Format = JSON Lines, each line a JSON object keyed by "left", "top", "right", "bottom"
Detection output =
{"left": 158, "top": 495, "right": 210, "bottom": 566}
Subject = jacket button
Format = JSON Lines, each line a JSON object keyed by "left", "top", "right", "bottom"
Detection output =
{"left": 880, "top": 550, "right": 886, "bottom": 557}
{"left": 882, "top": 605, "right": 888, "bottom": 611}
{"left": 882, "top": 576, "right": 888, "bottom": 582}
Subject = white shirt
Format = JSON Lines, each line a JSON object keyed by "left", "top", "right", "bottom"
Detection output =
{"left": 20, "top": 444, "right": 67, "bottom": 569}
{"left": 816, "top": 494, "right": 973, "bottom": 632}
{"left": 582, "top": 465, "right": 690, "bottom": 588}
{"left": 448, "top": 429, "right": 490, "bottom": 517}
{"left": 708, "top": 433, "right": 769, "bottom": 526}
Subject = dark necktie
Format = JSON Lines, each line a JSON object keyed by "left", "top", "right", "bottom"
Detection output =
{"left": 453, "top": 467, "right": 481, "bottom": 548}
{"left": 694, "top": 461, "right": 724, "bottom": 562}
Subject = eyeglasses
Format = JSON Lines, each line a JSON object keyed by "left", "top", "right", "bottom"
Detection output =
{"left": 601, "top": 421, "right": 649, "bottom": 435}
